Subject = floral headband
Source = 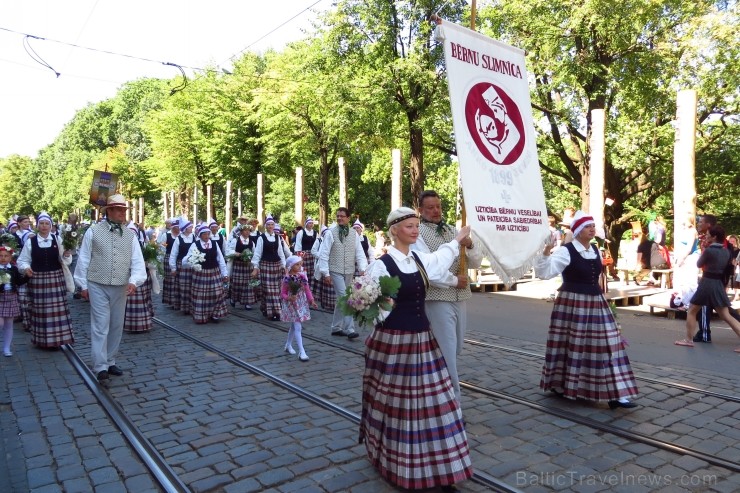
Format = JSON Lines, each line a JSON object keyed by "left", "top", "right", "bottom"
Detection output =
{"left": 0, "top": 245, "right": 14, "bottom": 254}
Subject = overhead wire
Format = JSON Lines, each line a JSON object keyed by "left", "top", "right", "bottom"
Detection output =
{"left": 60, "top": 0, "right": 101, "bottom": 72}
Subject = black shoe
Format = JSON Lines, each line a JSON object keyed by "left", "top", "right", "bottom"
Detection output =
{"left": 73, "top": 293, "right": 82, "bottom": 299}
{"left": 271, "top": 315, "right": 280, "bottom": 321}
{"left": 97, "top": 370, "right": 109, "bottom": 381}
{"left": 210, "top": 317, "right": 220, "bottom": 324}
{"left": 347, "top": 331, "right": 359, "bottom": 340}
{"left": 107, "top": 365, "right": 123, "bottom": 376}
{"left": 331, "top": 330, "right": 347, "bottom": 336}
{"left": 229, "top": 299, "right": 236, "bottom": 307}
{"left": 550, "top": 389, "right": 564, "bottom": 398}
{"left": 441, "top": 485, "right": 460, "bottom": 493}
{"left": 608, "top": 400, "right": 638, "bottom": 409}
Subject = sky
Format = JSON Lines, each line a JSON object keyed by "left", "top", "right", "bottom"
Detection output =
{"left": 0, "top": 0, "right": 331, "bottom": 158}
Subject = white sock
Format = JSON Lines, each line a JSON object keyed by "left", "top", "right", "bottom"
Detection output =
{"left": 285, "top": 325, "right": 295, "bottom": 348}
{"left": 2, "top": 317, "right": 12, "bottom": 353}
{"left": 293, "top": 322, "right": 305, "bottom": 353}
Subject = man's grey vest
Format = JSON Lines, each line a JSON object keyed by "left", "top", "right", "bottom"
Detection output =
{"left": 419, "top": 223, "right": 471, "bottom": 302}
{"left": 86, "top": 222, "right": 135, "bottom": 286}
{"left": 328, "top": 226, "right": 359, "bottom": 275}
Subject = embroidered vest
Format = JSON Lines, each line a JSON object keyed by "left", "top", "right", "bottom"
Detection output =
{"left": 86, "top": 222, "right": 135, "bottom": 286}
{"left": 419, "top": 223, "right": 471, "bottom": 302}
{"left": 328, "top": 226, "right": 359, "bottom": 274}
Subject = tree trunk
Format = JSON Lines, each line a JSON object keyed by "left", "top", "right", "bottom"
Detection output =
{"left": 408, "top": 123, "right": 424, "bottom": 210}
{"left": 319, "top": 148, "right": 330, "bottom": 227}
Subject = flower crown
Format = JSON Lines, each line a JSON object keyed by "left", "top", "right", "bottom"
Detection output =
{"left": 0, "top": 245, "right": 14, "bottom": 254}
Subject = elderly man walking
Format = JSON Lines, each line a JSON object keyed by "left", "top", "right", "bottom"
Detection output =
{"left": 317, "top": 207, "right": 367, "bottom": 339}
{"left": 413, "top": 190, "right": 482, "bottom": 404}
{"left": 75, "top": 194, "right": 147, "bottom": 382}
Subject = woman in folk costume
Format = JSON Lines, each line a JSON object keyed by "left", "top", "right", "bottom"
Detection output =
{"left": 12, "top": 217, "right": 33, "bottom": 332}
{"left": 293, "top": 217, "right": 318, "bottom": 287}
{"left": 225, "top": 222, "right": 258, "bottom": 310}
{"left": 310, "top": 225, "right": 336, "bottom": 310}
{"left": 208, "top": 219, "right": 225, "bottom": 254}
{"left": 534, "top": 211, "right": 638, "bottom": 409}
{"left": 352, "top": 219, "right": 374, "bottom": 275}
{"left": 361, "top": 208, "right": 473, "bottom": 491}
{"left": 123, "top": 222, "right": 154, "bottom": 333}
{"left": 16, "top": 212, "right": 75, "bottom": 348}
{"left": 0, "top": 245, "right": 28, "bottom": 356}
{"left": 183, "top": 224, "right": 229, "bottom": 324}
{"left": 169, "top": 219, "right": 195, "bottom": 314}
{"left": 159, "top": 219, "right": 180, "bottom": 307}
{"left": 251, "top": 216, "right": 287, "bottom": 321}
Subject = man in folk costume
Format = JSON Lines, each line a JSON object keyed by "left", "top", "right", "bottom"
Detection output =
{"left": 294, "top": 217, "right": 318, "bottom": 290}
{"left": 74, "top": 194, "right": 146, "bottom": 382}
{"left": 123, "top": 221, "right": 154, "bottom": 333}
{"left": 351, "top": 219, "right": 375, "bottom": 275}
{"left": 311, "top": 225, "right": 336, "bottom": 310}
{"left": 413, "top": 190, "right": 482, "bottom": 404}
{"left": 184, "top": 224, "right": 229, "bottom": 324}
{"left": 318, "top": 207, "right": 368, "bottom": 339}
{"left": 158, "top": 218, "right": 179, "bottom": 306}
{"left": 169, "top": 219, "right": 195, "bottom": 314}
{"left": 208, "top": 218, "right": 225, "bottom": 254}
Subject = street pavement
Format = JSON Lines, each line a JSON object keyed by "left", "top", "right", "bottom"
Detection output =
{"left": 1, "top": 280, "right": 738, "bottom": 492}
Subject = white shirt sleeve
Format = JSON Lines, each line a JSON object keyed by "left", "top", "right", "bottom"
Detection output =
{"left": 251, "top": 236, "right": 264, "bottom": 267}
{"left": 355, "top": 236, "right": 368, "bottom": 273}
{"left": 225, "top": 237, "right": 237, "bottom": 256}
{"left": 534, "top": 246, "right": 573, "bottom": 280}
{"left": 216, "top": 245, "right": 228, "bottom": 277}
{"left": 294, "top": 230, "right": 305, "bottom": 252}
{"left": 169, "top": 238, "right": 180, "bottom": 271}
{"left": 317, "top": 230, "right": 335, "bottom": 277}
{"left": 129, "top": 236, "right": 147, "bottom": 287}
{"left": 181, "top": 242, "right": 197, "bottom": 268}
{"left": 74, "top": 230, "right": 92, "bottom": 290}
{"left": 16, "top": 239, "right": 33, "bottom": 273}
{"left": 310, "top": 237, "right": 322, "bottom": 256}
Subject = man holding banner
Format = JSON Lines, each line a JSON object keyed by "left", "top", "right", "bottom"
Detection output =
{"left": 413, "top": 190, "right": 483, "bottom": 405}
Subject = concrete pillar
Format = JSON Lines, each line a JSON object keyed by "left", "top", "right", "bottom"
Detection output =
{"left": 193, "top": 187, "right": 199, "bottom": 225}
{"left": 391, "top": 149, "right": 402, "bottom": 211}
{"left": 588, "top": 109, "right": 606, "bottom": 229}
{"left": 295, "top": 167, "right": 304, "bottom": 226}
{"left": 338, "top": 158, "right": 347, "bottom": 208}
{"left": 673, "top": 90, "right": 698, "bottom": 251}
{"left": 225, "top": 180, "right": 233, "bottom": 236}
{"left": 257, "top": 174, "right": 264, "bottom": 225}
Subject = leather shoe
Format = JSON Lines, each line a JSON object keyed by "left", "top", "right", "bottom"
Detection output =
{"left": 271, "top": 315, "right": 280, "bottom": 321}
{"left": 107, "top": 365, "right": 123, "bottom": 376}
{"left": 331, "top": 330, "right": 347, "bottom": 336}
{"left": 347, "top": 331, "right": 359, "bottom": 340}
{"left": 210, "top": 317, "right": 220, "bottom": 324}
{"left": 608, "top": 400, "right": 638, "bottom": 409}
{"left": 97, "top": 370, "right": 109, "bottom": 381}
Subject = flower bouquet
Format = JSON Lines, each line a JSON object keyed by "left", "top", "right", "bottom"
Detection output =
{"left": 338, "top": 274, "right": 401, "bottom": 327}
{"left": 0, "top": 271, "right": 11, "bottom": 287}
{"left": 58, "top": 224, "right": 79, "bottom": 251}
{"left": 226, "top": 250, "right": 253, "bottom": 263}
{"left": 286, "top": 274, "right": 305, "bottom": 295}
{"left": 143, "top": 241, "right": 164, "bottom": 275}
{"left": 186, "top": 249, "right": 206, "bottom": 272}
{"left": 0, "top": 233, "right": 19, "bottom": 251}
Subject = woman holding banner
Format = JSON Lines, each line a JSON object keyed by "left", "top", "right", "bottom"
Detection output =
{"left": 535, "top": 211, "right": 639, "bottom": 409}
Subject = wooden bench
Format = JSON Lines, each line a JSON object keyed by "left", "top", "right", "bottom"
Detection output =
{"left": 647, "top": 302, "right": 686, "bottom": 319}
{"left": 616, "top": 267, "right": 673, "bottom": 288}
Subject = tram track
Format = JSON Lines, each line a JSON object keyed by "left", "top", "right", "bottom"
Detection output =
{"left": 228, "top": 309, "right": 740, "bottom": 474}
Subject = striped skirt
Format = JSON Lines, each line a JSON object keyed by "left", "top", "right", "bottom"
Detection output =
{"left": 124, "top": 275, "right": 154, "bottom": 333}
{"left": 259, "top": 260, "right": 283, "bottom": 317}
{"left": 0, "top": 291, "right": 20, "bottom": 318}
{"left": 311, "top": 266, "right": 336, "bottom": 310}
{"left": 541, "top": 290, "right": 638, "bottom": 402}
{"left": 230, "top": 260, "right": 259, "bottom": 305}
{"left": 28, "top": 269, "right": 74, "bottom": 348}
{"left": 360, "top": 327, "right": 473, "bottom": 490}
{"left": 173, "top": 261, "right": 193, "bottom": 314}
{"left": 161, "top": 268, "right": 177, "bottom": 305}
{"left": 18, "top": 284, "right": 31, "bottom": 331}
{"left": 191, "top": 267, "right": 228, "bottom": 323}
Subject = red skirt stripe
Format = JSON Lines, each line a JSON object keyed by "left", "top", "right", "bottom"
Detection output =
{"left": 258, "top": 260, "right": 283, "bottom": 317}
{"left": 191, "top": 268, "right": 228, "bottom": 323}
{"left": 230, "top": 260, "right": 259, "bottom": 305}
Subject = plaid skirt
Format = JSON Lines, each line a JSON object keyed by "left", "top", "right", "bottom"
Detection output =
{"left": 360, "top": 327, "right": 473, "bottom": 490}
{"left": 162, "top": 268, "right": 176, "bottom": 305}
{"left": 124, "top": 275, "right": 154, "bottom": 333}
{"left": 312, "top": 276, "right": 336, "bottom": 310}
{"left": 0, "top": 291, "right": 20, "bottom": 318}
{"left": 18, "top": 284, "right": 31, "bottom": 331}
{"left": 28, "top": 269, "right": 74, "bottom": 348}
{"left": 259, "top": 260, "right": 283, "bottom": 317}
{"left": 230, "top": 260, "right": 259, "bottom": 305}
{"left": 541, "top": 290, "right": 638, "bottom": 402}
{"left": 173, "top": 261, "right": 193, "bottom": 314}
{"left": 191, "top": 267, "right": 228, "bottom": 323}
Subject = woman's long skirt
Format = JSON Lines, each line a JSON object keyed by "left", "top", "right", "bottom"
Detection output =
{"left": 161, "top": 268, "right": 176, "bottom": 305}
{"left": 258, "top": 260, "right": 283, "bottom": 318}
{"left": 191, "top": 267, "right": 228, "bottom": 323}
{"left": 173, "top": 261, "right": 193, "bottom": 314}
{"left": 230, "top": 260, "right": 259, "bottom": 306}
{"left": 540, "top": 290, "right": 638, "bottom": 402}
{"left": 28, "top": 269, "right": 74, "bottom": 348}
{"left": 310, "top": 255, "right": 336, "bottom": 310}
{"left": 18, "top": 284, "right": 31, "bottom": 331}
{"left": 124, "top": 275, "right": 154, "bottom": 333}
{"left": 360, "top": 327, "right": 473, "bottom": 490}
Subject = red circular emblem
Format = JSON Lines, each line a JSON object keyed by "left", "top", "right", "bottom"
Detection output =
{"left": 465, "top": 83, "right": 525, "bottom": 165}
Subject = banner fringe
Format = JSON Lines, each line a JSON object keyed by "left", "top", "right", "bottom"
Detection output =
{"left": 477, "top": 235, "right": 547, "bottom": 287}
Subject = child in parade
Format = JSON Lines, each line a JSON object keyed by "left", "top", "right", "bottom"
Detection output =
{"left": 280, "top": 255, "right": 317, "bottom": 361}
{"left": 0, "top": 246, "right": 27, "bottom": 356}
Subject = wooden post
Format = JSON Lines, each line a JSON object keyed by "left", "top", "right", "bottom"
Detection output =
{"left": 295, "top": 167, "right": 304, "bottom": 227}
{"left": 162, "top": 192, "right": 168, "bottom": 222}
{"left": 193, "top": 187, "right": 199, "bottom": 225}
{"left": 588, "top": 109, "right": 606, "bottom": 229}
{"left": 237, "top": 188, "right": 243, "bottom": 218}
{"left": 206, "top": 184, "right": 213, "bottom": 223}
{"left": 139, "top": 197, "right": 144, "bottom": 225}
{"left": 338, "top": 158, "right": 347, "bottom": 208}
{"left": 391, "top": 149, "right": 402, "bottom": 211}
{"left": 169, "top": 191, "right": 175, "bottom": 218}
{"left": 127, "top": 201, "right": 132, "bottom": 223}
{"left": 673, "top": 90, "right": 698, "bottom": 252}
{"left": 257, "top": 173, "right": 264, "bottom": 225}
{"left": 225, "top": 180, "right": 233, "bottom": 235}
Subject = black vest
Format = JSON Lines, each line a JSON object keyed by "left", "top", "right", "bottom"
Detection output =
{"left": 235, "top": 237, "right": 252, "bottom": 259}
{"left": 195, "top": 241, "right": 219, "bottom": 269}
{"left": 260, "top": 234, "right": 280, "bottom": 262}
{"left": 360, "top": 236, "right": 370, "bottom": 261}
{"left": 177, "top": 237, "right": 194, "bottom": 262}
{"left": 560, "top": 242, "right": 602, "bottom": 295}
{"left": 301, "top": 231, "right": 317, "bottom": 251}
{"left": 377, "top": 254, "right": 429, "bottom": 332}
{"left": 30, "top": 236, "right": 62, "bottom": 272}
{"left": 165, "top": 232, "right": 177, "bottom": 255}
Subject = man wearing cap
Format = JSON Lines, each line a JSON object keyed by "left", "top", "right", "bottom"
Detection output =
{"left": 75, "top": 194, "right": 147, "bottom": 382}
{"left": 231, "top": 216, "right": 250, "bottom": 239}
{"left": 317, "top": 207, "right": 368, "bottom": 339}
{"left": 413, "top": 190, "right": 482, "bottom": 404}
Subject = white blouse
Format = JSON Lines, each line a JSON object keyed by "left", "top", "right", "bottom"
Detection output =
{"left": 365, "top": 241, "right": 460, "bottom": 285}
{"left": 534, "top": 240, "right": 601, "bottom": 280}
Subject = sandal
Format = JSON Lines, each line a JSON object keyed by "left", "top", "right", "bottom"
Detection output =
{"left": 674, "top": 339, "right": 695, "bottom": 347}
{"left": 734, "top": 347, "right": 740, "bottom": 353}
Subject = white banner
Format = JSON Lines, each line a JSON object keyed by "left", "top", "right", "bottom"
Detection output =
{"left": 436, "top": 20, "right": 549, "bottom": 283}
